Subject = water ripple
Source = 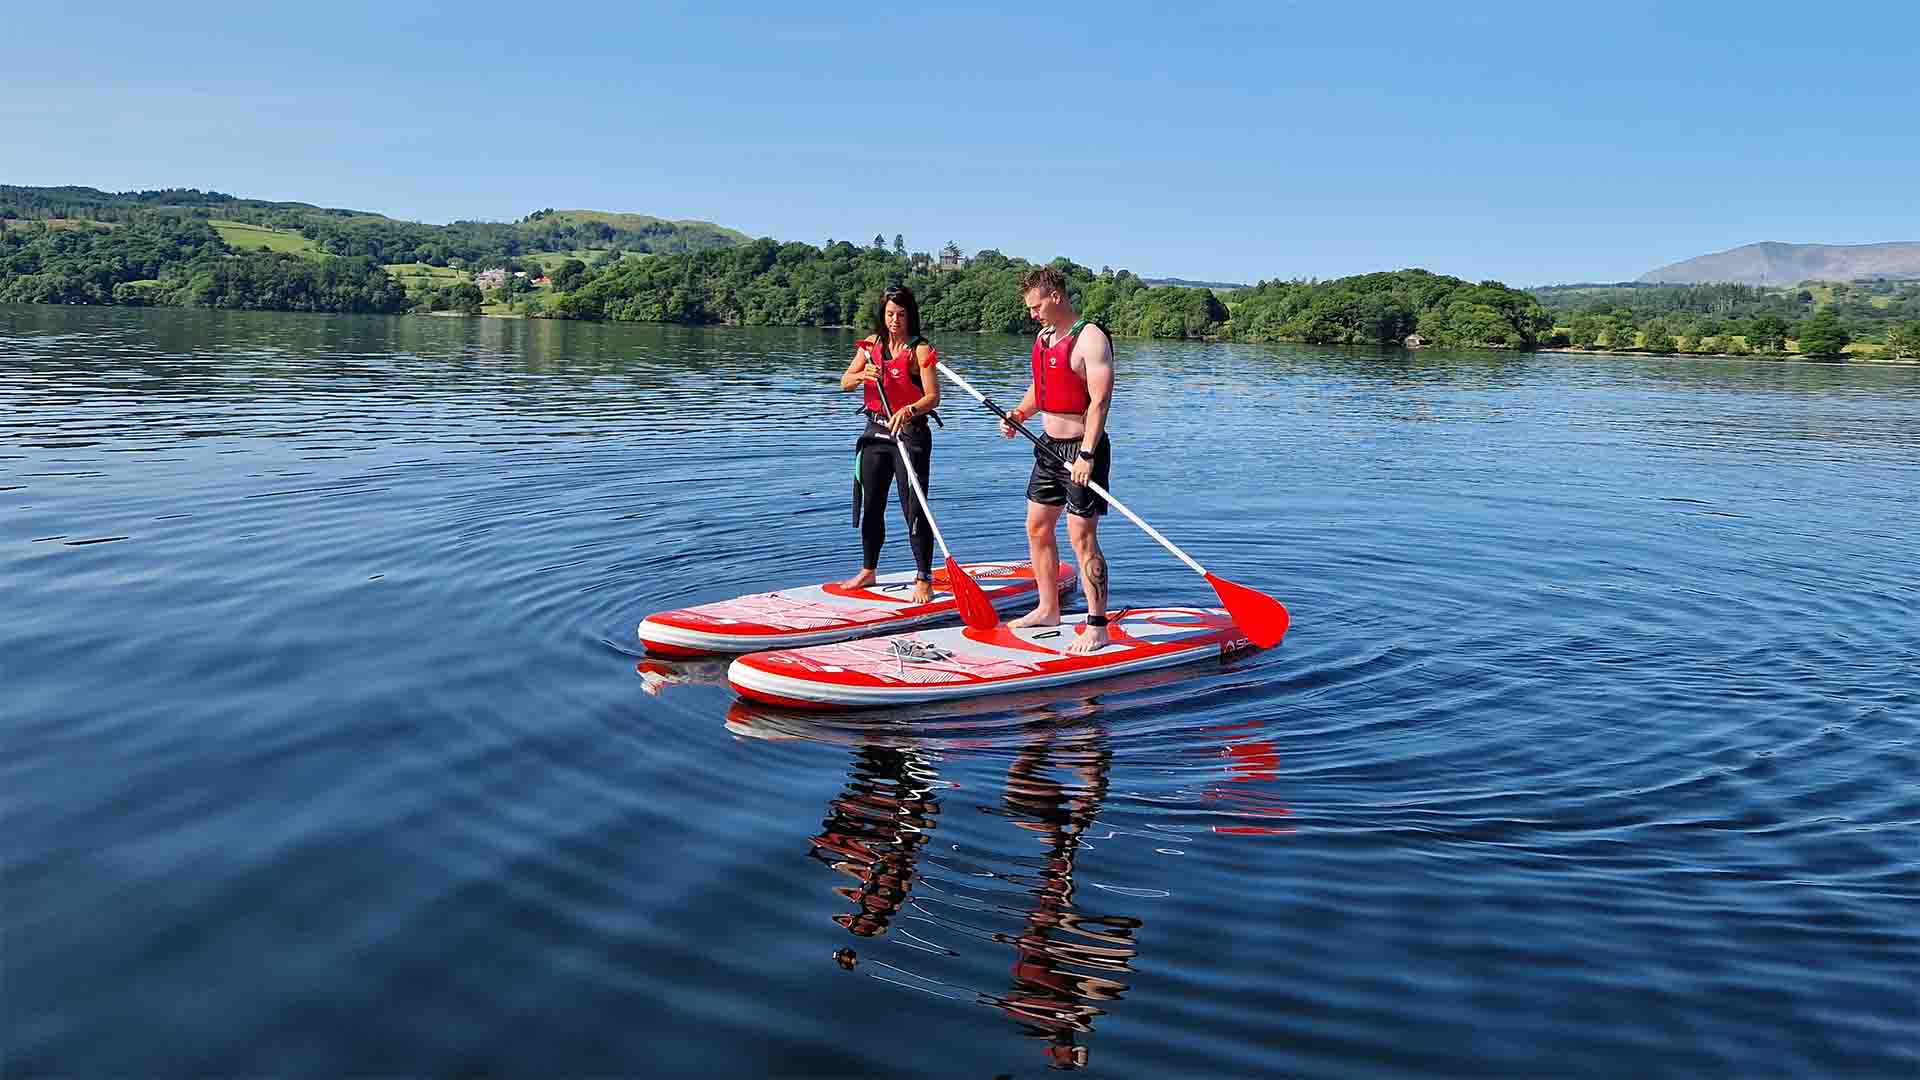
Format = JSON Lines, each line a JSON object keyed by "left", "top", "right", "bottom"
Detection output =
{"left": 5, "top": 306, "right": 1917, "bottom": 1076}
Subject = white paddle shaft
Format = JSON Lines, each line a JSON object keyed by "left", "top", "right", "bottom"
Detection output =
{"left": 935, "top": 361, "right": 1209, "bottom": 579}
{"left": 869, "top": 369, "right": 955, "bottom": 562}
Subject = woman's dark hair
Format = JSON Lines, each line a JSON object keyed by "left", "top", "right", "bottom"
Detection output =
{"left": 872, "top": 284, "right": 921, "bottom": 340}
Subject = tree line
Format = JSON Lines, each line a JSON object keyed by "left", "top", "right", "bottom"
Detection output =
{"left": 0, "top": 217, "right": 408, "bottom": 313}
{"left": 533, "top": 243, "right": 1552, "bottom": 347}
{"left": 1532, "top": 281, "right": 1920, "bottom": 357}
{"left": 35, "top": 184, "right": 1920, "bottom": 355}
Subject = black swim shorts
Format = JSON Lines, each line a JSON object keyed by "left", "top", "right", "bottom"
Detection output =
{"left": 1026, "top": 433, "right": 1110, "bottom": 518}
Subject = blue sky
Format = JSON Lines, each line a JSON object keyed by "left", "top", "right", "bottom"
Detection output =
{"left": 5, "top": 1, "right": 1915, "bottom": 285}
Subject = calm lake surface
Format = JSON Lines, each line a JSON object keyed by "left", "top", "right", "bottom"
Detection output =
{"left": 4, "top": 305, "right": 1916, "bottom": 1077}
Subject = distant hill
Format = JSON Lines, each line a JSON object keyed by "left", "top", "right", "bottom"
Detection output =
{"left": 1141, "top": 276, "right": 1251, "bottom": 291}
{"left": 1639, "top": 241, "right": 1920, "bottom": 285}
{"left": 517, "top": 208, "right": 748, "bottom": 254}
{"left": 0, "top": 185, "right": 748, "bottom": 257}
{"left": 0, "top": 184, "right": 383, "bottom": 222}
{"left": 528, "top": 209, "right": 749, "bottom": 243}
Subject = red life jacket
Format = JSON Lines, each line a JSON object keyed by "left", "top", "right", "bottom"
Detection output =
{"left": 862, "top": 335, "right": 934, "bottom": 415}
{"left": 1031, "top": 318, "right": 1092, "bottom": 414}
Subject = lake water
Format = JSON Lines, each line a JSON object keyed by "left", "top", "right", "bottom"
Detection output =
{"left": 4, "top": 305, "right": 1916, "bottom": 1076}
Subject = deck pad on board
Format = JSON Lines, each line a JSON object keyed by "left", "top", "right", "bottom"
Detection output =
{"left": 727, "top": 606, "right": 1270, "bottom": 709}
{"left": 638, "top": 560, "right": 1074, "bottom": 656}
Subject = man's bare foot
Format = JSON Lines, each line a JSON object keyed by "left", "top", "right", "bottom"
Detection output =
{"left": 1067, "top": 624, "right": 1112, "bottom": 655}
{"left": 910, "top": 578, "right": 933, "bottom": 604}
{"left": 1008, "top": 608, "right": 1061, "bottom": 629}
{"left": 840, "top": 569, "right": 878, "bottom": 590}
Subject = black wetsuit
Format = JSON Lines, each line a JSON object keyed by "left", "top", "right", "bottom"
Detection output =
{"left": 852, "top": 338, "right": 936, "bottom": 579}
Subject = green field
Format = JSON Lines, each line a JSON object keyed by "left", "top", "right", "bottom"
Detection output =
{"left": 383, "top": 262, "right": 467, "bottom": 283}
{"left": 210, "top": 219, "right": 322, "bottom": 256}
{"left": 524, "top": 250, "right": 646, "bottom": 273}
{"left": 3, "top": 218, "right": 118, "bottom": 232}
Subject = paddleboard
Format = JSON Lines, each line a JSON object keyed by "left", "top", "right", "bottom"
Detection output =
{"left": 728, "top": 606, "right": 1276, "bottom": 709}
{"left": 638, "top": 560, "right": 1075, "bottom": 656}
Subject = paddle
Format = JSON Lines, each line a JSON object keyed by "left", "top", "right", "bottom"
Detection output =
{"left": 934, "top": 360, "right": 1290, "bottom": 648}
{"left": 863, "top": 348, "right": 999, "bottom": 632}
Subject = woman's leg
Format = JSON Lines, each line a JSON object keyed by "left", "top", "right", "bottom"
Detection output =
{"left": 845, "top": 441, "right": 895, "bottom": 587}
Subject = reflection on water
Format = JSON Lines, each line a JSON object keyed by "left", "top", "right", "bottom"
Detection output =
{"left": 979, "top": 730, "right": 1132, "bottom": 1071}
{"left": 776, "top": 705, "right": 1297, "bottom": 1073}
{"left": 813, "top": 745, "right": 944, "bottom": 941}
{"left": 808, "top": 725, "right": 1142, "bottom": 1071}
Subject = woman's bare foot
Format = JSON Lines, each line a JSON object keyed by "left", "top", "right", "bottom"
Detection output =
{"left": 1007, "top": 608, "right": 1061, "bottom": 629}
{"left": 839, "top": 569, "right": 878, "bottom": 590}
{"left": 910, "top": 578, "right": 933, "bottom": 605}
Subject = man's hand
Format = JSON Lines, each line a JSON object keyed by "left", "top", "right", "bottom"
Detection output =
{"left": 1070, "top": 453, "right": 1093, "bottom": 486}
{"left": 999, "top": 413, "right": 1021, "bottom": 439}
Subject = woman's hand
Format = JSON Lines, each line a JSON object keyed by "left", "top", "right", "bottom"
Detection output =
{"left": 886, "top": 404, "right": 917, "bottom": 436}
{"left": 842, "top": 343, "right": 880, "bottom": 390}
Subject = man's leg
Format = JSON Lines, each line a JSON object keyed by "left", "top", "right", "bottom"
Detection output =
{"left": 1064, "top": 512, "right": 1109, "bottom": 654}
{"left": 1010, "top": 499, "right": 1065, "bottom": 627}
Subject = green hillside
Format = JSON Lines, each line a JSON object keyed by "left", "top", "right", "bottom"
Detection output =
{"left": 209, "top": 219, "right": 323, "bottom": 257}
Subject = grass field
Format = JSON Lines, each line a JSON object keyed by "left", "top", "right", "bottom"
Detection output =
{"left": 383, "top": 262, "right": 467, "bottom": 283}
{"left": 210, "top": 219, "right": 322, "bottom": 257}
{"left": 3, "top": 218, "right": 118, "bottom": 231}
{"left": 523, "top": 249, "right": 647, "bottom": 274}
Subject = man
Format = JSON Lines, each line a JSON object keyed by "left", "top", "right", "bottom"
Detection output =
{"left": 1000, "top": 267, "right": 1114, "bottom": 653}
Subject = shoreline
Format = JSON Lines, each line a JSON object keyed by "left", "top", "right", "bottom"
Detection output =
{"left": 1533, "top": 346, "right": 1918, "bottom": 366}
{"left": 6, "top": 301, "right": 1914, "bottom": 362}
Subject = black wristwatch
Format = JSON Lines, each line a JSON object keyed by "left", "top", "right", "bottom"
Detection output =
{"left": 1075, "top": 448, "right": 1096, "bottom": 462}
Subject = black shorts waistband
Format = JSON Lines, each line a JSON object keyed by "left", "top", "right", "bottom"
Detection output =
{"left": 1038, "top": 431, "right": 1110, "bottom": 448}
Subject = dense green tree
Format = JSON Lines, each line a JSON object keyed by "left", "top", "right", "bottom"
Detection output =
{"left": 1886, "top": 320, "right": 1920, "bottom": 358}
{"left": 447, "top": 282, "right": 483, "bottom": 314}
{"left": 1227, "top": 269, "right": 1548, "bottom": 348}
{"left": 1795, "top": 310, "right": 1850, "bottom": 357}
{"left": 1747, "top": 314, "right": 1789, "bottom": 353}
{"left": 1641, "top": 319, "right": 1676, "bottom": 354}
{"left": 549, "top": 258, "right": 588, "bottom": 291}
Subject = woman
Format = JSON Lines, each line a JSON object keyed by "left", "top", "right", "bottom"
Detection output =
{"left": 839, "top": 284, "right": 940, "bottom": 604}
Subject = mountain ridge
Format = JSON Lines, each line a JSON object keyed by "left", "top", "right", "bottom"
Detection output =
{"left": 1640, "top": 241, "right": 1920, "bottom": 285}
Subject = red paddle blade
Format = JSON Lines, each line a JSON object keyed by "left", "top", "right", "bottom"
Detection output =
{"left": 946, "top": 556, "right": 1001, "bottom": 631}
{"left": 1204, "top": 572, "right": 1290, "bottom": 649}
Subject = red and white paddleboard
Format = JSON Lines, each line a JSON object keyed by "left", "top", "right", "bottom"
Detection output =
{"left": 727, "top": 606, "right": 1276, "bottom": 710}
{"left": 638, "top": 561, "right": 1075, "bottom": 657}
